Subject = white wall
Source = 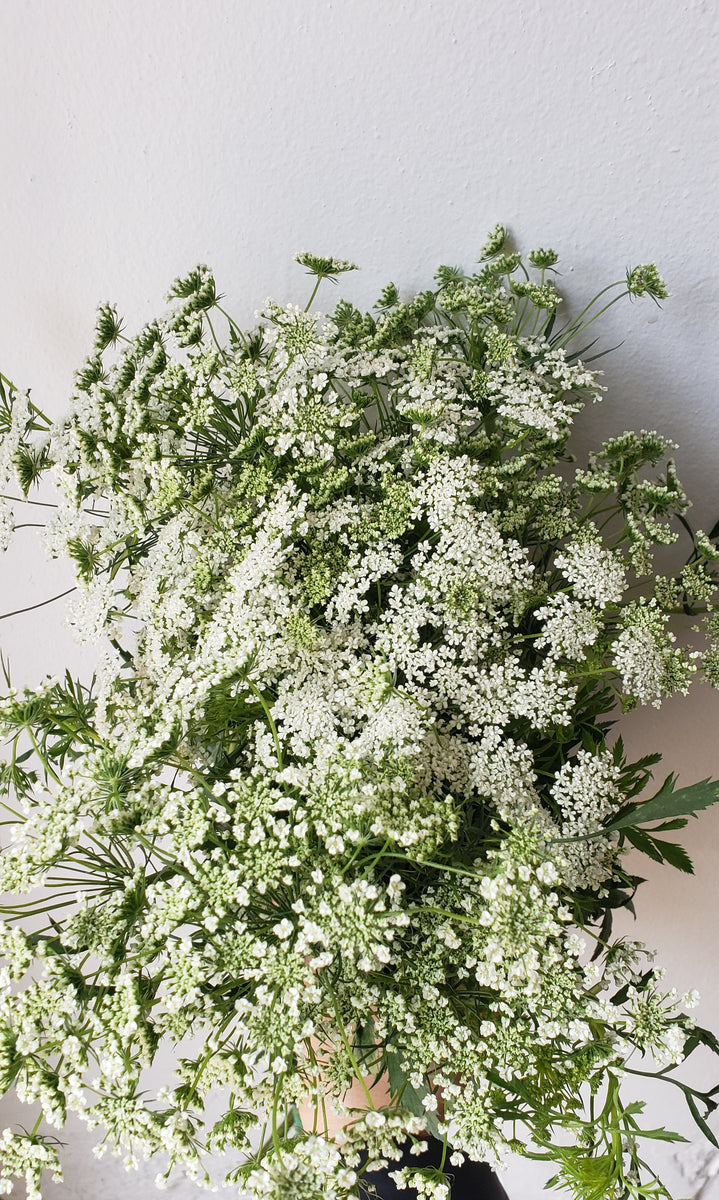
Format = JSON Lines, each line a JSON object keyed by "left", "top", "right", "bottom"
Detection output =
{"left": 1, "top": 1, "right": 718, "bottom": 1195}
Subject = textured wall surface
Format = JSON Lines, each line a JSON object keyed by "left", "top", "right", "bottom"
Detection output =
{"left": 1, "top": 1, "right": 718, "bottom": 1196}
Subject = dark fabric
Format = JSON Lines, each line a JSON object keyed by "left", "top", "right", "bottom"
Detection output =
{"left": 358, "top": 1136, "right": 509, "bottom": 1199}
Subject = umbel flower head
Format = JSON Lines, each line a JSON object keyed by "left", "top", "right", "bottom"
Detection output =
{"left": 0, "top": 232, "right": 716, "bottom": 1200}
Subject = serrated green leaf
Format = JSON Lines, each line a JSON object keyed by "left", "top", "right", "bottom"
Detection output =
{"left": 686, "top": 1023, "right": 719, "bottom": 1058}
{"left": 648, "top": 818, "right": 689, "bottom": 832}
{"left": 624, "top": 826, "right": 666, "bottom": 864}
{"left": 623, "top": 827, "right": 694, "bottom": 873}
{"left": 652, "top": 839, "right": 694, "bottom": 873}
{"left": 633, "top": 1125, "right": 687, "bottom": 1143}
{"left": 605, "top": 776, "right": 719, "bottom": 832}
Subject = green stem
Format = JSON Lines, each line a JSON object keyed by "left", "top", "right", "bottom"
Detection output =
{"left": 271, "top": 1080, "right": 283, "bottom": 1158}
{"left": 399, "top": 905, "right": 481, "bottom": 927}
{"left": 204, "top": 311, "right": 230, "bottom": 361}
{"left": 330, "top": 991, "right": 376, "bottom": 1111}
{"left": 381, "top": 854, "right": 483, "bottom": 879}
{"left": 359, "top": 837, "right": 391, "bottom": 877}
{"left": 244, "top": 678, "right": 283, "bottom": 768}
{"left": 0, "top": 587, "right": 77, "bottom": 622}
{"left": 304, "top": 277, "right": 324, "bottom": 312}
{"left": 552, "top": 281, "right": 623, "bottom": 346}
{"left": 27, "top": 729, "right": 62, "bottom": 785}
{"left": 556, "top": 290, "right": 630, "bottom": 350}
{"left": 0, "top": 491, "right": 58, "bottom": 506}
{"left": 215, "top": 304, "right": 249, "bottom": 350}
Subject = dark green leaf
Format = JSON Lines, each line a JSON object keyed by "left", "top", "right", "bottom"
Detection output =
{"left": 623, "top": 827, "right": 694, "bottom": 873}
{"left": 646, "top": 818, "right": 689, "bottom": 833}
{"left": 686, "top": 1092, "right": 719, "bottom": 1149}
{"left": 624, "top": 827, "right": 665, "bottom": 865}
{"left": 651, "top": 839, "right": 694, "bottom": 873}
{"left": 682, "top": 1022, "right": 719, "bottom": 1058}
{"left": 385, "top": 1050, "right": 441, "bottom": 1139}
{"left": 605, "top": 776, "right": 719, "bottom": 833}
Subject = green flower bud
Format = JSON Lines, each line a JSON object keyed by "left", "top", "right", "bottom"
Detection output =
{"left": 626, "top": 263, "right": 669, "bottom": 300}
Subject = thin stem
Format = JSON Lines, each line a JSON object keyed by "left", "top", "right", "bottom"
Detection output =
{"left": 271, "top": 1081, "right": 283, "bottom": 1159}
{"left": 0, "top": 587, "right": 77, "bottom": 622}
{"left": 244, "top": 678, "right": 283, "bottom": 768}
{"left": 556, "top": 290, "right": 630, "bottom": 350}
{"left": 216, "top": 304, "right": 249, "bottom": 350}
{"left": 0, "top": 493, "right": 58, "bottom": 509}
{"left": 1, "top": 493, "right": 111, "bottom": 518}
{"left": 553, "top": 281, "right": 623, "bottom": 346}
{"left": 330, "top": 992, "right": 376, "bottom": 1111}
{"left": 27, "top": 729, "right": 62, "bottom": 785}
{"left": 204, "top": 311, "right": 230, "bottom": 361}
{"left": 0, "top": 371, "right": 22, "bottom": 393}
{"left": 381, "top": 854, "right": 483, "bottom": 879}
{"left": 399, "top": 905, "right": 481, "bottom": 927}
{"left": 304, "top": 277, "right": 324, "bottom": 312}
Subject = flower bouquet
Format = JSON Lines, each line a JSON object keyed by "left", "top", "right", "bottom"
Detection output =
{"left": 1, "top": 228, "right": 719, "bottom": 1200}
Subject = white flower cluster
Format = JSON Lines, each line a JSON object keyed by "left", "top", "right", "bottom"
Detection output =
{"left": 245, "top": 1135, "right": 357, "bottom": 1198}
{"left": 550, "top": 749, "right": 623, "bottom": 891}
{"left": 554, "top": 535, "right": 626, "bottom": 608}
{"left": 0, "top": 1130, "right": 62, "bottom": 1200}
{"left": 485, "top": 339, "right": 599, "bottom": 440}
{"left": 613, "top": 600, "right": 697, "bottom": 707}
{"left": 0, "top": 501, "right": 13, "bottom": 554}
{"left": 0, "top": 245, "right": 715, "bottom": 1200}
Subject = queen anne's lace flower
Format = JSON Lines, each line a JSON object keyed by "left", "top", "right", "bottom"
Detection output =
{"left": 0, "top": 242, "right": 715, "bottom": 1200}
{"left": 535, "top": 593, "right": 602, "bottom": 660}
{"left": 554, "top": 536, "right": 626, "bottom": 608}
